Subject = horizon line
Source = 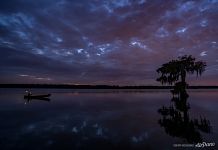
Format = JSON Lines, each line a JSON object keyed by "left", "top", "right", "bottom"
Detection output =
{"left": 0, "top": 84, "right": 218, "bottom": 89}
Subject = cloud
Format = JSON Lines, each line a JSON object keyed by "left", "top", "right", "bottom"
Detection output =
{"left": 0, "top": 0, "right": 217, "bottom": 85}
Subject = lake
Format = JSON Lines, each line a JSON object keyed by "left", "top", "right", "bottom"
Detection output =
{"left": 0, "top": 89, "right": 217, "bottom": 150}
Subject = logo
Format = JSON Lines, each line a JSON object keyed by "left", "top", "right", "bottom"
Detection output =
{"left": 195, "top": 142, "right": 215, "bottom": 148}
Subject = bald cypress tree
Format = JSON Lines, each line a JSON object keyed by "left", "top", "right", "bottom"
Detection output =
{"left": 156, "top": 55, "right": 206, "bottom": 87}
{"left": 157, "top": 55, "right": 210, "bottom": 143}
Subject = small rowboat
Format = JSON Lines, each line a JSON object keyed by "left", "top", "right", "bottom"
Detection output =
{"left": 24, "top": 94, "right": 51, "bottom": 99}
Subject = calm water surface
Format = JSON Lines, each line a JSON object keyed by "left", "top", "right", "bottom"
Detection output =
{"left": 0, "top": 89, "right": 217, "bottom": 150}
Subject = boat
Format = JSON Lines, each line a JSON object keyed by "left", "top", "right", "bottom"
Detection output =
{"left": 24, "top": 94, "right": 51, "bottom": 99}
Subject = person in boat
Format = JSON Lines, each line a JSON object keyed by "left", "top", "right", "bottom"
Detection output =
{"left": 26, "top": 90, "right": 32, "bottom": 97}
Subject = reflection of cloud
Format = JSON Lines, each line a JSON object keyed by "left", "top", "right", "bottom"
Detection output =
{"left": 131, "top": 132, "right": 148, "bottom": 143}
{"left": 72, "top": 127, "right": 78, "bottom": 133}
{"left": 81, "top": 121, "right": 87, "bottom": 129}
{"left": 21, "top": 119, "right": 109, "bottom": 140}
{"left": 96, "top": 127, "right": 103, "bottom": 136}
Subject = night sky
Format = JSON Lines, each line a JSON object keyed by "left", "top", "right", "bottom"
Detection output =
{"left": 0, "top": 0, "right": 217, "bottom": 85}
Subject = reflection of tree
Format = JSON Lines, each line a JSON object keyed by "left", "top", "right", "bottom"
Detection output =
{"left": 156, "top": 55, "right": 211, "bottom": 143}
{"left": 158, "top": 85, "right": 211, "bottom": 143}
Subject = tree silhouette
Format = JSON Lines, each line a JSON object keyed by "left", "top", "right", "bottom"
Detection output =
{"left": 156, "top": 55, "right": 206, "bottom": 85}
{"left": 157, "top": 55, "right": 211, "bottom": 143}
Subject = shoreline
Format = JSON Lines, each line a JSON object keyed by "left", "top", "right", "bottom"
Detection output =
{"left": 0, "top": 84, "right": 218, "bottom": 89}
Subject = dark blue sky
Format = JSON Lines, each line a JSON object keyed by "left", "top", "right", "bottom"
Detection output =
{"left": 0, "top": 0, "right": 217, "bottom": 85}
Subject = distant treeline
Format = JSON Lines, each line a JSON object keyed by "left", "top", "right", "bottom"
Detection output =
{"left": 0, "top": 84, "right": 218, "bottom": 89}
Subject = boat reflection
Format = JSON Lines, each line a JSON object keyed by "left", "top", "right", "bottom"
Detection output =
{"left": 24, "top": 91, "right": 51, "bottom": 104}
{"left": 158, "top": 83, "right": 211, "bottom": 143}
{"left": 24, "top": 97, "right": 50, "bottom": 104}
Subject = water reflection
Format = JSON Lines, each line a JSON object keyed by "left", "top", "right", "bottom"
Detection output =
{"left": 158, "top": 83, "right": 211, "bottom": 143}
{"left": 1, "top": 88, "right": 217, "bottom": 150}
{"left": 24, "top": 97, "right": 50, "bottom": 104}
